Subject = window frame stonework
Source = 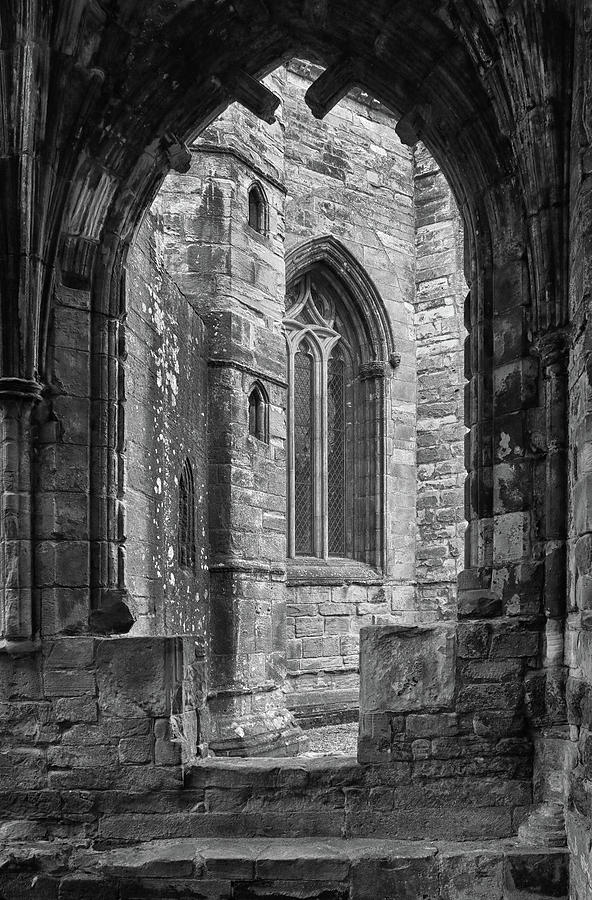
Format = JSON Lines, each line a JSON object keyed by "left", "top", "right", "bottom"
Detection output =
{"left": 284, "top": 242, "right": 395, "bottom": 573}
{"left": 247, "top": 182, "right": 267, "bottom": 234}
{"left": 248, "top": 381, "right": 269, "bottom": 443}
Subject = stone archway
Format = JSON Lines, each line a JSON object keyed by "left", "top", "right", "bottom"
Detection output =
{"left": 1, "top": 0, "right": 589, "bottom": 884}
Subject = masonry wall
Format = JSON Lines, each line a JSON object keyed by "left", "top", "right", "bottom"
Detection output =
{"left": 125, "top": 216, "right": 209, "bottom": 636}
{"left": 565, "top": 9, "right": 592, "bottom": 891}
{"left": 413, "top": 142, "right": 467, "bottom": 622}
{"left": 281, "top": 61, "right": 418, "bottom": 721}
{"left": 153, "top": 71, "right": 304, "bottom": 754}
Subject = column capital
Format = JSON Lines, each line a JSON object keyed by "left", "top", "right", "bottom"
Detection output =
{"left": 0, "top": 378, "right": 43, "bottom": 401}
{"left": 532, "top": 329, "right": 569, "bottom": 371}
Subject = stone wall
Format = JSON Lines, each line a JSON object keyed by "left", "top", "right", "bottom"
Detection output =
{"left": 153, "top": 70, "right": 303, "bottom": 755}
{"left": 565, "top": 4, "right": 592, "bottom": 892}
{"left": 358, "top": 622, "right": 534, "bottom": 835}
{"left": 281, "top": 61, "right": 418, "bottom": 721}
{"left": 0, "top": 636, "right": 204, "bottom": 844}
{"left": 125, "top": 216, "right": 209, "bottom": 635}
{"left": 413, "top": 143, "right": 467, "bottom": 621}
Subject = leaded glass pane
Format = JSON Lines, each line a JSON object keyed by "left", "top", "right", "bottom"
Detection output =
{"left": 294, "top": 347, "right": 314, "bottom": 555}
{"left": 328, "top": 352, "right": 346, "bottom": 556}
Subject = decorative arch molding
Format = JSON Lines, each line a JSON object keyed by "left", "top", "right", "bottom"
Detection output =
{"left": 285, "top": 236, "right": 396, "bottom": 369}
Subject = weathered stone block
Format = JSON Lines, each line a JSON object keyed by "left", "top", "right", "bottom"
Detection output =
{"left": 95, "top": 637, "right": 185, "bottom": 718}
{"left": 406, "top": 712, "right": 458, "bottom": 737}
{"left": 490, "top": 624, "right": 540, "bottom": 659}
{"left": 43, "top": 638, "right": 95, "bottom": 669}
{"left": 54, "top": 696, "right": 98, "bottom": 724}
{"left": 359, "top": 624, "right": 455, "bottom": 714}
{"left": 439, "top": 846, "right": 504, "bottom": 899}
{"left": 456, "top": 622, "right": 490, "bottom": 658}
{"left": 118, "top": 737, "right": 154, "bottom": 764}
{"left": 43, "top": 669, "right": 96, "bottom": 698}
{"left": 503, "top": 849, "right": 568, "bottom": 898}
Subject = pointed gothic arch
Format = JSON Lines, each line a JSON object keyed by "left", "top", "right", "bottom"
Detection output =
{"left": 284, "top": 237, "right": 396, "bottom": 571}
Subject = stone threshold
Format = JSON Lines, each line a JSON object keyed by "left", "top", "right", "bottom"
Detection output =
{"left": 44, "top": 837, "right": 569, "bottom": 898}
{"left": 0, "top": 838, "right": 569, "bottom": 897}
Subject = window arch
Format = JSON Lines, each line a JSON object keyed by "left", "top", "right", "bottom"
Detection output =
{"left": 248, "top": 382, "right": 269, "bottom": 442}
{"left": 177, "top": 457, "right": 196, "bottom": 570}
{"left": 248, "top": 183, "right": 266, "bottom": 233}
{"left": 284, "top": 240, "right": 395, "bottom": 571}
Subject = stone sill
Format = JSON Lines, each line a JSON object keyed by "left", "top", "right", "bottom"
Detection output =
{"left": 286, "top": 665, "right": 359, "bottom": 677}
{"left": 286, "top": 557, "right": 383, "bottom": 586}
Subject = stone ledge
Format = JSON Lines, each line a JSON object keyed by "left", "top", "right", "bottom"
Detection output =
{"left": 287, "top": 557, "right": 384, "bottom": 586}
{"left": 1, "top": 837, "right": 565, "bottom": 899}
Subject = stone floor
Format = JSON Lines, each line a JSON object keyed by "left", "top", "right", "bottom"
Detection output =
{"left": 300, "top": 721, "right": 359, "bottom": 755}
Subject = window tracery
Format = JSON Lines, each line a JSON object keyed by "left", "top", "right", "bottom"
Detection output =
{"left": 285, "top": 272, "right": 358, "bottom": 562}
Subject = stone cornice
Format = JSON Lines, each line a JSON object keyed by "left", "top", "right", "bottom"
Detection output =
{"left": 191, "top": 143, "right": 287, "bottom": 195}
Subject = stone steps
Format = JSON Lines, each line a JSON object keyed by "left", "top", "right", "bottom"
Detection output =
{"left": 0, "top": 837, "right": 568, "bottom": 898}
{"left": 91, "top": 755, "right": 535, "bottom": 846}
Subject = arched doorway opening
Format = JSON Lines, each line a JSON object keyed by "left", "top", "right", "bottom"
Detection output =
{"left": 0, "top": 1, "right": 578, "bottom": 863}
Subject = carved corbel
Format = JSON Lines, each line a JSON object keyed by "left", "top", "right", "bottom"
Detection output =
{"left": 396, "top": 106, "right": 432, "bottom": 147}
{"left": 213, "top": 70, "right": 280, "bottom": 124}
{"left": 162, "top": 133, "right": 192, "bottom": 173}
{"left": 305, "top": 58, "right": 357, "bottom": 119}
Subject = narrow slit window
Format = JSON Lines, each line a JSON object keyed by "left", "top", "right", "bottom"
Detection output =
{"left": 178, "top": 457, "right": 196, "bottom": 570}
{"left": 248, "top": 384, "right": 268, "bottom": 442}
{"left": 248, "top": 185, "right": 265, "bottom": 233}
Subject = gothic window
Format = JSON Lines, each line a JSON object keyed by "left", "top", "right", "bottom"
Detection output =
{"left": 177, "top": 457, "right": 196, "bottom": 570}
{"left": 285, "top": 239, "right": 395, "bottom": 572}
{"left": 248, "top": 184, "right": 266, "bottom": 233}
{"left": 285, "top": 271, "right": 362, "bottom": 562}
{"left": 248, "top": 383, "right": 269, "bottom": 442}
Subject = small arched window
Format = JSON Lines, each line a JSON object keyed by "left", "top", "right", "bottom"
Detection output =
{"left": 248, "top": 184, "right": 266, "bottom": 233}
{"left": 248, "top": 383, "right": 269, "bottom": 442}
{"left": 177, "top": 457, "right": 196, "bottom": 571}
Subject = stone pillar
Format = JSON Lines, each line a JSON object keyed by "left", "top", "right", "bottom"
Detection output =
{"left": 0, "top": 378, "right": 42, "bottom": 643}
{"left": 520, "top": 331, "right": 571, "bottom": 847}
{"left": 88, "top": 251, "right": 134, "bottom": 635}
{"left": 207, "top": 361, "right": 304, "bottom": 756}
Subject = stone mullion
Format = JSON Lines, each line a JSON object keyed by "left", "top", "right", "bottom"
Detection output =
{"left": 318, "top": 347, "right": 329, "bottom": 559}
{"left": 344, "top": 363, "right": 355, "bottom": 560}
